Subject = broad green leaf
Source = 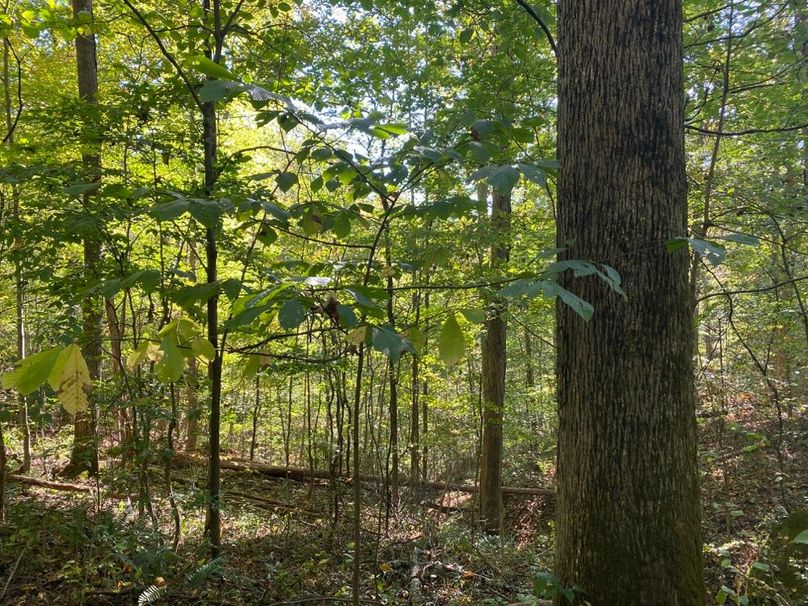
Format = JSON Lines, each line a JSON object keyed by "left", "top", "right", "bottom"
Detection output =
{"left": 190, "top": 336, "right": 215, "bottom": 361}
{"left": 276, "top": 171, "right": 299, "bottom": 192}
{"left": 189, "top": 198, "right": 225, "bottom": 227}
{"left": 666, "top": 237, "right": 726, "bottom": 265}
{"left": 487, "top": 165, "right": 520, "bottom": 195}
{"left": 172, "top": 282, "right": 220, "bottom": 308}
{"left": 1, "top": 347, "right": 61, "bottom": 395}
{"left": 126, "top": 340, "right": 158, "bottom": 370}
{"left": 372, "top": 325, "right": 412, "bottom": 363}
{"left": 155, "top": 336, "right": 185, "bottom": 383}
{"left": 63, "top": 182, "right": 101, "bottom": 196}
{"left": 185, "top": 55, "right": 235, "bottom": 80}
{"left": 151, "top": 198, "right": 190, "bottom": 222}
{"left": 438, "top": 314, "right": 465, "bottom": 367}
{"left": 198, "top": 79, "right": 247, "bottom": 102}
{"left": 336, "top": 304, "right": 358, "bottom": 328}
{"left": 461, "top": 308, "right": 486, "bottom": 324}
{"left": 406, "top": 327, "right": 426, "bottom": 353}
{"left": 279, "top": 299, "right": 307, "bottom": 330}
{"left": 544, "top": 282, "right": 595, "bottom": 321}
{"left": 792, "top": 529, "right": 808, "bottom": 545}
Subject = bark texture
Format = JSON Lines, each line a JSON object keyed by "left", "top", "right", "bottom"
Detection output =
{"left": 479, "top": 190, "right": 510, "bottom": 532}
{"left": 555, "top": 1, "right": 705, "bottom": 603}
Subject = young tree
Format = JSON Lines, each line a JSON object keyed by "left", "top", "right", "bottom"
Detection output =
{"left": 554, "top": 1, "right": 705, "bottom": 603}
{"left": 65, "top": 0, "right": 101, "bottom": 478}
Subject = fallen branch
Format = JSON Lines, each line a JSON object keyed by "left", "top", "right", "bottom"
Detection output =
{"left": 173, "top": 454, "right": 555, "bottom": 497}
{"left": 8, "top": 474, "right": 92, "bottom": 493}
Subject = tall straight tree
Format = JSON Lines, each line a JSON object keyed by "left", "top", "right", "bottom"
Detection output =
{"left": 65, "top": 0, "right": 101, "bottom": 477}
{"left": 554, "top": 1, "right": 705, "bottom": 604}
{"left": 479, "top": 187, "right": 510, "bottom": 532}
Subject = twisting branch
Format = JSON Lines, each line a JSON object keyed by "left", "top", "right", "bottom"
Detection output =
{"left": 685, "top": 122, "right": 808, "bottom": 137}
{"left": 515, "top": 0, "right": 558, "bottom": 58}
{"left": 2, "top": 41, "right": 23, "bottom": 144}
{"left": 119, "top": 0, "right": 204, "bottom": 111}
{"left": 697, "top": 275, "right": 808, "bottom": 304}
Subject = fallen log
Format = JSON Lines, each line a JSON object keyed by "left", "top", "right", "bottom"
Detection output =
{"left": 173, "top": 454, "right": 555, "bottom": 497}
{"left": 8, "top": 474, "right": 92, "bottom": 493}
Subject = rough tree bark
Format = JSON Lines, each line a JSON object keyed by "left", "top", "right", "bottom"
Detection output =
{"left": 66, "top": 0, "right": 101, "bottom": 478}
{"left": 479, "top": 189, "right": 510, "bottom": 533}
{"left": 554, "top": 1, "right": 705, "bottom": 603}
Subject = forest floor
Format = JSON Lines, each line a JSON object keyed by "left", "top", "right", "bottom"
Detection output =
{"left": 0, "top": 408, "right": 806, "bottom": 605}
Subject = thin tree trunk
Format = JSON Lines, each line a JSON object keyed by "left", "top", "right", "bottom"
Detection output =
{"left": 409, "top": 279, "right": 420, "bottom": 488}
{"left": 66, "top": 0, "right": 101, "bottom": 478}
{"left": 201, "top": 0, "right": 223, "bottom": 558}
{"left": 250, "top": 375, "right": 260, "bottom": 461}
{"left": 4, "top": 36, "right": 30, "bottom": 474}
{"left": 384, "top": 234, "right": 399, "bottom": 514}
{"left": 479, "top": 189, "right": 510, "bottom": 533}
{"left": 185, "top": 249, "right": 200, "bottom": 451}
{"left": 525, "top": 326, "right": 534, "bottom": 388}
{"left": 555, "top": 1, "right": 705, "bottom": 603}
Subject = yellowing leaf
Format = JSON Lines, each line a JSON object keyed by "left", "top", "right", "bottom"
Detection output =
{"left": 347, "top": 326, "right": 367, "bottom": 346}
{"left": 52, "top": 344, "right": 91, "bottom": 416}
{"left": 126, "top": 341, "right": 161, "bottom": 370}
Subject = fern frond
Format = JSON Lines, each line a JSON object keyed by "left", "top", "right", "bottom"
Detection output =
{"left": 138, "top": 584, "right": 168, "bottom": 605}
{"left": 187, "top": 556, "right": 223, "bottom": 589}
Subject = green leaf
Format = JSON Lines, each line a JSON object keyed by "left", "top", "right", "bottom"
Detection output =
{"left": 371, "top": 325, "right": 412, "bottom": 363}
{"left": 185, "top": 55, "right": 235, "bottom": 80}
{"left": 198, "top": 79, "right": 248, "bottom": 102}
{"left": 190, "top": 336, "right": 215, "bottom": 361}
{"left": 63, "top": 182, "right": 101, "bottom": 196}
{"left": 300, "top": 213, "right": 323, "bottom": 235}
{"left": 544, "top": 281, "right": 594, "bottom": 321}
{"left": 666, "top": 237, "right": 726, "bottom": 265}
{"left": 438, "top": 314, "right": 465, "bottom": 367}
{"left": 171, "top": 282, "right": 220, "bottom": 308}
{"left": 459, "top": 27, "right": 473, "bottom": 43}
{"left": 715, "top": 233, "right": 760, "bottom": 246}
{"left": 150, "top": 198, "right": 190, "bottom": 222}
{"left": 276, "top": 171, "right": 299, "bottom": 192}
{"left": 792, "top": 529, "right": 808, "bottom": 545}
{"left": 1, "top": 347, "right": 62, "bottom": 395}
{"left": 279, "top": 299, "right": 307, "bottom": 330}
{"left": 336, "top": 304, "right": 358, "bottom": 328}
{"left": 461, "top": 308, "right": 486, "bottom": 324}
{"left": 257, "top": 226, "right": 278, "bottom": 246}
{"left": 189, "top": 198, "right": 224, "bottom": 228}
{"left": 155, "top": 336, "right": 185, "bottom": 383}
{"left": 406, "top": 327, "right": 426, "bottom": 353}
{"left": 487, "top": 165, "right": 520, "bottom": 195}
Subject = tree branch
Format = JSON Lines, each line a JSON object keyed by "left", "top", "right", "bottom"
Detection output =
{"left": 515, "top": 0, "right": 558, "bottom": 58}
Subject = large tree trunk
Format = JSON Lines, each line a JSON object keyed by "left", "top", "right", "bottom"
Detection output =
{"left": 66, "top": 0, "right": 101, "bottom": 478}
{"left": 479, "top": 189, "right": 510, "bottom": 533}
{"left": 554, "top": 1, "right": 705, "bottom": 604}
